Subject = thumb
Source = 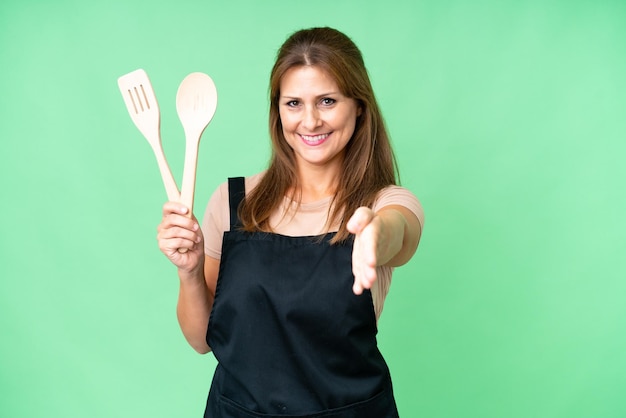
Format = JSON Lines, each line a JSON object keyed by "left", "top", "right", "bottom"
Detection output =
{"left": 347, "top": 207, "right": 375, "bottom": 234}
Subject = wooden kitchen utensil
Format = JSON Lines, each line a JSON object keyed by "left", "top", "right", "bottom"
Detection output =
{"left": 117, "top": 69, "right": 180, "bottom": 202}
{"left": 176, "top": 72, "right": 218, "bottom": 215}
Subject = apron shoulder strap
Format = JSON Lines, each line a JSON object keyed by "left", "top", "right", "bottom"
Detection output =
{"left": 227, "top": 177, "right": 246, "bottom": 230}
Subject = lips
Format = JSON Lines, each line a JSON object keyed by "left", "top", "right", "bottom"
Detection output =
{"left": 300, "top": 133, "right": 331, "bottom": 146}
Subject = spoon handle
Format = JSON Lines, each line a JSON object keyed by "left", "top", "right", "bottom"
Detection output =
{"left": 180, "top": 132, "right": 200, "bottom": 215}
{"left": 177, "top": 132, "right": 200, "bottom": 254}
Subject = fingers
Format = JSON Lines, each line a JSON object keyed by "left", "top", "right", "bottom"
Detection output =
{"left": 353, "top": 280, "right": 364, "bottom": 295}
{"left": 158, "top": 223, "right": 201, "bottom": 254}
{"left": 352, "top": 266, "right": 377, "bottom": 295}
{"left": 161, "top": 201, "right": 190, "bottom": 218}
{"left": 157, "top": 202, "right": 203, "bottom": 256}
{"left": 350, "top": 207, "right": 379, "bottom": 295}
{"left": 352, "top": 257, "right": 377, "bottom": 295}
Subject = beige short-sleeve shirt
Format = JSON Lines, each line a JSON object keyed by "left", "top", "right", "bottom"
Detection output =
{"left": 201, "top": 172, "right": 424, "bottom": 320}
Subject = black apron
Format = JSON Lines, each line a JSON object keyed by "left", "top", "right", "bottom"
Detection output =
{"left": 204, "top": 177, "right": 399, "bottom": 417}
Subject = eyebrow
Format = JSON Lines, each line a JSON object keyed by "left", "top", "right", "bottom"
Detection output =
{"left": 280, "top": 92, "right": 340, "bottom": 99}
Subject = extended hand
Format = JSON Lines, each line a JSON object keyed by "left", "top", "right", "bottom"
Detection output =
{"left": 347, "top": 207, "right": 385, "bottom": 295}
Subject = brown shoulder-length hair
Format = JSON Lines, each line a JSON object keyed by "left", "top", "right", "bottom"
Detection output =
{"left": 239, "top": 27, "right": 399, "bottom": 243}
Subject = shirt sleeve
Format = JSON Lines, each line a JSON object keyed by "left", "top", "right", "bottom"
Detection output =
{"left": 201, "top": 181, "right": 230, "bottom": 259}
{"left": 372, "top": 185, "right": 425, "bottom": 230}
{"left": 201, "top": 172, "right": 266, "bottom": 259}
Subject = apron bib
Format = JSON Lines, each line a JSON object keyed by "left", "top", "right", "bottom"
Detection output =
{"left": 204, "top": 177, "right": 399, "bottom": 417}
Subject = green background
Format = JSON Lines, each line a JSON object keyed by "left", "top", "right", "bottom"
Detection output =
{"left": 1, "top": 0, "right": 625, "bottom": 417}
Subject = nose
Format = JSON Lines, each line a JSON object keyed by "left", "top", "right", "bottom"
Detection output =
{"left": 302, "top": 105, "right": 322, "bottom": 130}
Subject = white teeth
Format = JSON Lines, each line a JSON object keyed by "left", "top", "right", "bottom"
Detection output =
{"left": 301, "top": 133, "right": 329, "bottom": 142}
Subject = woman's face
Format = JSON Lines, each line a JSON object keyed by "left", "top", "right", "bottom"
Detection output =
{"left": 278, "top": 65, "right": 360, "bottom": 174}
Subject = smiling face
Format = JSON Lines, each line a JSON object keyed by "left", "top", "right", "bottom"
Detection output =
{"left": 278, "top": 65, "right": 361, "bottom": 175}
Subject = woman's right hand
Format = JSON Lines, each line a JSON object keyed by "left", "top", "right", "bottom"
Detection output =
{"left": 157, "top": 202, "right": 205, "bottom": 273}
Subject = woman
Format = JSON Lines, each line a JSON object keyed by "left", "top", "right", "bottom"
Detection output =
{"left": 157, "top": 27, "right": 424, "bottom": 418}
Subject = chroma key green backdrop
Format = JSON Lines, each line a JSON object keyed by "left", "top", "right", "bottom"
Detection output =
{"left": 1, "top": 0, "right": 625, "bottom": 417}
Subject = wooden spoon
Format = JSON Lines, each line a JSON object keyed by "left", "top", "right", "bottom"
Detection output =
{"left": 176, "top": 72, "right": 218, "bottom": 252}
{"left": 177, "top": 72, "right": 218, "bottom": 214}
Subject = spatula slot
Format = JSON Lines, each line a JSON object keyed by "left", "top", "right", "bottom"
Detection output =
{"left": 140, "top": 84, "right": 150, "bottom": 110}
{"left": 126, "top": 89, "right": 138, "bottom": 114}
{"left": 126, "top": 84, "right": 151, "bottom": 114}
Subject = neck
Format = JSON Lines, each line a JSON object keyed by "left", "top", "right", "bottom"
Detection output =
{"left": 291, "top": 162, "right": 341, "bottom": 203}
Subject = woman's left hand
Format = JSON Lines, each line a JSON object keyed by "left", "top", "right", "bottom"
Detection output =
{"left": 347, "top": 207, "right": 391, "bottom": 295}
{"left": 347, "top": 205, "right": 421, "bottom": 295}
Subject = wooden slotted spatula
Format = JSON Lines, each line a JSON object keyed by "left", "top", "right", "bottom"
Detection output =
{"left": 117, "top": 69, "right": 180, "bottom": 202}
{"left": 176, "top": 72, "right": 218, "bottom": 216}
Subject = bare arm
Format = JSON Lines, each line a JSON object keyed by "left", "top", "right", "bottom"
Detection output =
{"left": 176, "top": 255, "right": 219, "bottom": 354}
{"left": 347, "top": 205, "right": 422, "bottom": 295}
{"left": 157, "top": 202, "right": 220, "bottom": 354}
